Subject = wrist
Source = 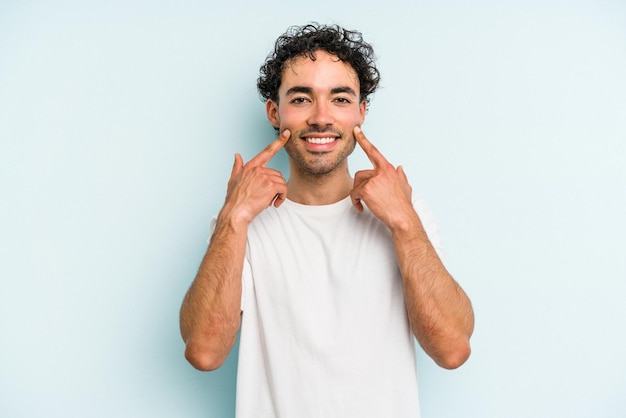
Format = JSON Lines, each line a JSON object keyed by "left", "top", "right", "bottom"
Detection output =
{"left": 216, "top": 204, "right": 253, "bottom": 233}
{"left": 389, "top": 210, "right": 428, "bottom": 241}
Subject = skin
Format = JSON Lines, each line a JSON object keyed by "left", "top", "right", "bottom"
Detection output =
{"left": 180, "top": 50, "right": 474, "bottom": 371}
{"left": 266, "top": 51, "right": 366, "bottom": 205}
{"left": 179, "top": 130, "right": 290, "bottom": 370}
{"left": 351, "top": 125, "right": 474, "bottom": 368}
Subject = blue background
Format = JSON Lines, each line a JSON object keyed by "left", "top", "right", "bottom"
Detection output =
{"left": 1, "top": 1, "right": 625, "bottom": 417}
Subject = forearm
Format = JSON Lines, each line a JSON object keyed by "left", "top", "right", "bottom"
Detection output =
{"left": 392, "top": 212, "right": 474, "bottom": 369}
{"left": 180, "top": 133, "right": 289, "bottom": 370}
{"left": 180, "top": 212, "right": 248, "bottom": 371}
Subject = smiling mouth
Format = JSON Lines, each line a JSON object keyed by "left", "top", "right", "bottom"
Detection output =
{"left": 304, "top": 136, "right": 338, "bottom": 144}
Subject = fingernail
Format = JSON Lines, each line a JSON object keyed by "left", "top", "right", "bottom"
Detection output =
{"left": 282, "top": 129, "right": 290, "bottom": 137}
{"left": 354, "top": 126, "right": 362, "bottom": 134}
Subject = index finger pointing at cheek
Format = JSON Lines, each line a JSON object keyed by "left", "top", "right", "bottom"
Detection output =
{"left": 353, "top": 126, "right": 387, "bottom": 168}
{"left": 250, "top": 129, "right": 291, "bottom": 167}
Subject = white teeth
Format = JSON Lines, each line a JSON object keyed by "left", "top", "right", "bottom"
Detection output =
{"left": 305, "top": 137, "right": 336, "bottom": 144}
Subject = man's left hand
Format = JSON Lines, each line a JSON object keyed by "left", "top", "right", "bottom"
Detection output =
{"left": 350, "top": 126, "right": 415, "bottom": 229}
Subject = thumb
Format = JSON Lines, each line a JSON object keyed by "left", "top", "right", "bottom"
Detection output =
{"left": 350, "top": 189, "right": 365, "bottom": 213}
{"left": 231, "top": 153, "right": 244, "bottom": 176}
{"left": 397, "top": 165, "right": 408, "bottom": 182}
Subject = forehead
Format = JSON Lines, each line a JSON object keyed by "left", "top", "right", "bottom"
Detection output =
{"left": 279, "top": 50, "right": 360, "bottom": 94}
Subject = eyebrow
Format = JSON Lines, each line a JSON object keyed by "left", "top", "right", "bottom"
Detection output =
{"left": 285, "top": 86, "right": 313, "bottom": 96}
{"left": 330, "top": 86, "right": 358, "bottom": 97}
{"left": 285, "top": 86, "right": 358, "bottom": 97}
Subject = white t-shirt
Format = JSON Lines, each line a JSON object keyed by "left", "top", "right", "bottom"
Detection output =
{"left": 212, "top": 196, "right": 443, "bottom": 418}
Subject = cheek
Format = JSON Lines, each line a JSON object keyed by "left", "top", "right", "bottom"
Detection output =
{"left": 339, "top": 105, "right": 364, "bottom": 122}
{"left": 276, "top": 106, "right": 300, "bottom": 128}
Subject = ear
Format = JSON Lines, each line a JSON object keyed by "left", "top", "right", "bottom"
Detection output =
{"left": 266, "top": 100, "right": 280, "bottom": 129}
{"left": 359, "top": 100, "right": 367, "bottom": 124}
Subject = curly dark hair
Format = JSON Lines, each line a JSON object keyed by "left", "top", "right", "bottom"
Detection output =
{"left": 257, "top": 23, "right": 381, "bottom": 104}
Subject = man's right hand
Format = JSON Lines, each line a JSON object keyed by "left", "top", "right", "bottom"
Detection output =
{"left": 221, "top": 129, "right": 290, "bottom": 225}
{"left": 181, "top": 131, "right": 289, "bottom": 371}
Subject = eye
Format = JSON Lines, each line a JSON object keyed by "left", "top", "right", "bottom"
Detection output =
{"left": 334, "top": 97, "right": 352, "bottom": 104}
{"left": 290, "top": 97, "right": 310, "bottom": 104}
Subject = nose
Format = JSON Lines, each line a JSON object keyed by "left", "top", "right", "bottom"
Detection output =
{"left": 307, "top": 100, "right": 334, "bottom": 127}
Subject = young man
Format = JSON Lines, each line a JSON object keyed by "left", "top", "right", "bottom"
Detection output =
{"left": 180, "top": 23, "right": 474, "bottom": 417}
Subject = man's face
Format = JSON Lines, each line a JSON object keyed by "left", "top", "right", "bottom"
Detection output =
{"left": 266, "top": 50, "right": 366, "bottom": 176}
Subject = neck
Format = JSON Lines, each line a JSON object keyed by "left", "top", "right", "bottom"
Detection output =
{"left": 286, "top": 163, "right": 353, "bottom": 206}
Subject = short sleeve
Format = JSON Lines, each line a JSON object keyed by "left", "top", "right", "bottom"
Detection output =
{"left": 413, "top": 198, "right": 446, "bottom": 263}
